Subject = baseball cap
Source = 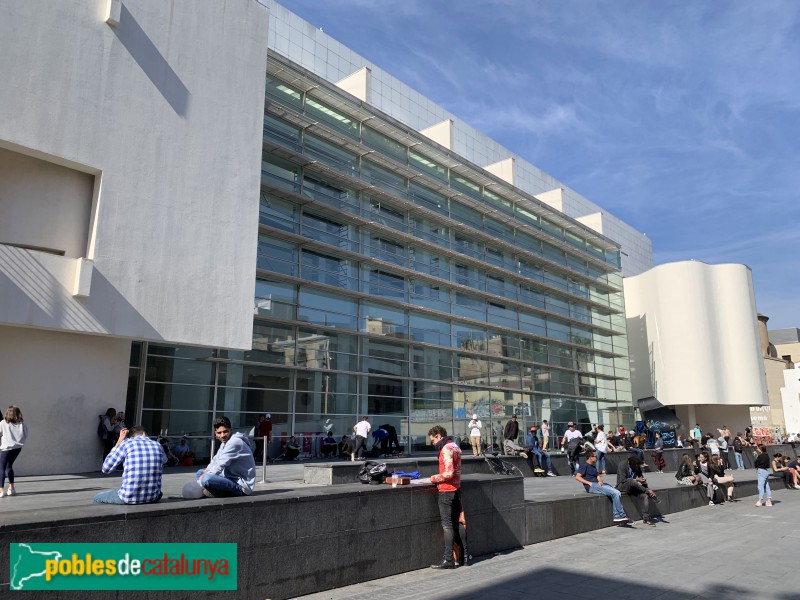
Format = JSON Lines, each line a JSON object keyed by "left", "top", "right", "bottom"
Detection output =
{"left": 568, "top": 422, "right": 575, "bottom": 427}
{"left": 265, "top": 413, "right": 271, "bottom": 418}
{"left": 472, "top": 414, "right": 478, "bottom": 419}
{"left": 530, "top": 426, "right": 537, "bottom": 431}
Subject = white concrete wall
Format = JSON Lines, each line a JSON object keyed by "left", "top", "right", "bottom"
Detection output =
{"left": 0, "top": 147, "right": 95, "bottom": 258}
{"left": 0, "top": 325, "right": 131, "bottom": 475}
{"left": 781, "top": 364, "right": 800, "bottom": 434}
{"left": 624, "top": 261, "right": 767, "bottom": 407}
{"left": 0, "top": 0, "right": 269, "bottom": 350}
{"left": 674, "top": 404, "right": 752, "bottom": 441}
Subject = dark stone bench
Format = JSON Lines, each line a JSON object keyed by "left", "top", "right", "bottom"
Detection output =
{"left": 304, "top": 454, "right": 534, "bottom": 485}
{"left": 0, "top": 474, "right": 526, "bottom": 600}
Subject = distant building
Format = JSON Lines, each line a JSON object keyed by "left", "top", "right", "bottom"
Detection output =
{"left": 753, "top": 315, "right": 792, "bottom": 435}
{"left": 780, "top": 363, "right": 800, "bottom": 435}
{"left": 771, "top": 327, "right": 800, "bottom": 364}
{"left": 624, "top": 261, "right": 768, "bottom": 437}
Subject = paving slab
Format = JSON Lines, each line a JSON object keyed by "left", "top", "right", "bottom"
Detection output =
{"left": 296, "top": 488, "right": 800, "bottom": 600}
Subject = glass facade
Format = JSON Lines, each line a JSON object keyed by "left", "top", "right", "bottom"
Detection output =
{"left": 128, "top": 55, "right": 634, "bottom": 456}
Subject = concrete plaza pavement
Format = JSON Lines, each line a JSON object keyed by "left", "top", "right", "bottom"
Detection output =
{"left": 297, "top": 488, "right": 800, "bottom": 600}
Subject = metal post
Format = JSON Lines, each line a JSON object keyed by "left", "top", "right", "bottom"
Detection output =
{"left": 260, "top": 435, "right": 268, "bottom": 483}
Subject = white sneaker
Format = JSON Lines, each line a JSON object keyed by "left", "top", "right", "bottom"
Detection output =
{"left": 755, "top": 500, "right": 763, "bottom": 507}
{"left": 708, "top": 501, "right": 715, "bottom": 506}
{"left": 765, "top": 499, "right": 773, "bottom": 507}
{"left": 0, "top": 490, "right": 4, "bottom": 498}
{"left": 351, "top": 453, "right": 355, "bottom": 462}
{"left": 6, "top": 487, "right": 13, "bottom": 496}
{"left": 547, "top": 471, "right": 557, "bottom": 477}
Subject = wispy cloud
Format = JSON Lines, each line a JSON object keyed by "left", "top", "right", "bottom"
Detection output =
{"left": 279, "top": 0, "right": 800, "bottom": 327}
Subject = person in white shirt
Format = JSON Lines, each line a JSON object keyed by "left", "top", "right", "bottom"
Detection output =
{"left": 467, "top": 414, "right": 482, "bottom": 457}
{"left": 594, "top": 424, "right": 609, "bottom": 474}
{"left": 541, "top": 420, "right": 550, "bottom": 451}
{"left": 561, "top": 422, "right": 584, "bottom": 476}
{"left": 706, "top": 436, "right": 720, "bottom": 457}
{"left": 352, "top": 416, "right": 371, "bottom": 460}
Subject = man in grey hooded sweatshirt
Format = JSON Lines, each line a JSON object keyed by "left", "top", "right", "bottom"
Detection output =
{"left": 196, "top": 416, "right": 256, "bottom": 497}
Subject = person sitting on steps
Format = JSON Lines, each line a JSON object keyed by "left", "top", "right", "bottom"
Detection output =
{"left": 616, "top": 456, "right": 660, "bottom": 527}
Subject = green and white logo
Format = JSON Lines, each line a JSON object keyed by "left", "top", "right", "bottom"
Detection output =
{"left": 10, "top": 543, "right": 237, "bottom": 591}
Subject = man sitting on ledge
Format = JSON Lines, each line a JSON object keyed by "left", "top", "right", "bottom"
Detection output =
{"left": 94, "top": 426, "right": 166, "bottom": 505}
{"left": 320, "top": 431, "right": 337, "bottom": 458}
{"left": 196, "top": 416, "right": 255, "bottom": 497}
{"left": 575, "top": 449, "right": 632, "bottom": 525}
{"left": 616, "top": 456, "right": 660, "bottom": 527}
{"left": 338, "top": 435, "right": 355, "bottom": 459}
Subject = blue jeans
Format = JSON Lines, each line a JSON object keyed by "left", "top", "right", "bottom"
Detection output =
{"left": 735, "top": 452, "right": 744, "bottom": 469}
{"left": 756, "top": 468, "right": 772, "bottom": 500}
{"left": 530, "top": 447, "right": 551, "bottom": 471}
{"left": 587, "top": 482, "right": 627, "bottom": 519}
{"left": 596, "top": 451, "right": 607, "bottom": 473}
{"left": 196, "top": 470, "right": 245, "bottom": 497}
{"left": 93, "top": 489, "right": 126, "bottom": 504}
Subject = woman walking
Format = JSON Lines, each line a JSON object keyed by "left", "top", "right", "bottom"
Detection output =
{"left": 0, "top": 405, "right": 29, "bottom": 497}
{"left": 754, "top": 444, "right": 773, "bottom": 507}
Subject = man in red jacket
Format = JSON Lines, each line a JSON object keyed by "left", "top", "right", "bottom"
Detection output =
{"left": 428, "top": 425, "right": 464, "bottom": 569}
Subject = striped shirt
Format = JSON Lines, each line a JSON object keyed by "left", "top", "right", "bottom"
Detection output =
{"left": 102, "top": 435, "right": 167, "bottom": 504}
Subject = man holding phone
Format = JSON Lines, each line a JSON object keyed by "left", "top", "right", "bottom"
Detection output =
{"left": 93, "top": 426, "right": 167, "bottom": 504}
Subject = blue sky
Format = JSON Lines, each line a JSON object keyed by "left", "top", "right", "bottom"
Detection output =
{"left": 282, "top": 1, "right": 799, "bottom": 331}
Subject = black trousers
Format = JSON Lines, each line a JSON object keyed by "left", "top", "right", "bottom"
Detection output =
{"left": 354, "top": 435, "right": 367, "bottom": 458}
{"left": 617, "top": 479, "right": 650, "bottom": 520}
{"left": 437, "top": 490, "right": 464, "bottom": 563}
{"left": 0, "top": 448, "right": 22, "bottom": 488}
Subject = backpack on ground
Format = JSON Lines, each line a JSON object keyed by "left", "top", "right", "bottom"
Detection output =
{"left": 357, "top": 462, "right": 387, "bottom": 485}
{"left": 709, "top": 483, "right": 725, "bottom": 505}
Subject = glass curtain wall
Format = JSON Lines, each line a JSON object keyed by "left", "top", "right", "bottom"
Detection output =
{"left": 129, "top": 58, "right": 634, "bottom": 457}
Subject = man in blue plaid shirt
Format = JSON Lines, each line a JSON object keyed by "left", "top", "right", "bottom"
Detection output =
{"left": 93, "top": 426, "right": 167, "bottom": 504}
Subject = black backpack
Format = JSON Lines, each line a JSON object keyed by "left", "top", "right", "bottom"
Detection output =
{"left": 97, "top": 417, "right": 108, "bottom": 440}
{"left": 566, "top": 437, "right": 583, "bottom": 458}
{"left": 357, "top": 462, "right": 387, "bottom": 485}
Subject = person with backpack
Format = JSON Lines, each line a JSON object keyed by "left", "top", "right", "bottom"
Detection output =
{"left": 98, "top": 408, "right": 119, "bottom": 459}
{"left": 733, "top": 433, "right": 746, "bottom": 470}
{"left": 561, "top": 422, "right": 584, "bottom": 476}
{"left": 754, "top": 445, "right": 773, "bottom": 507}
{"left": 427, "top": 425, "right": 464, "bottom": 569}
